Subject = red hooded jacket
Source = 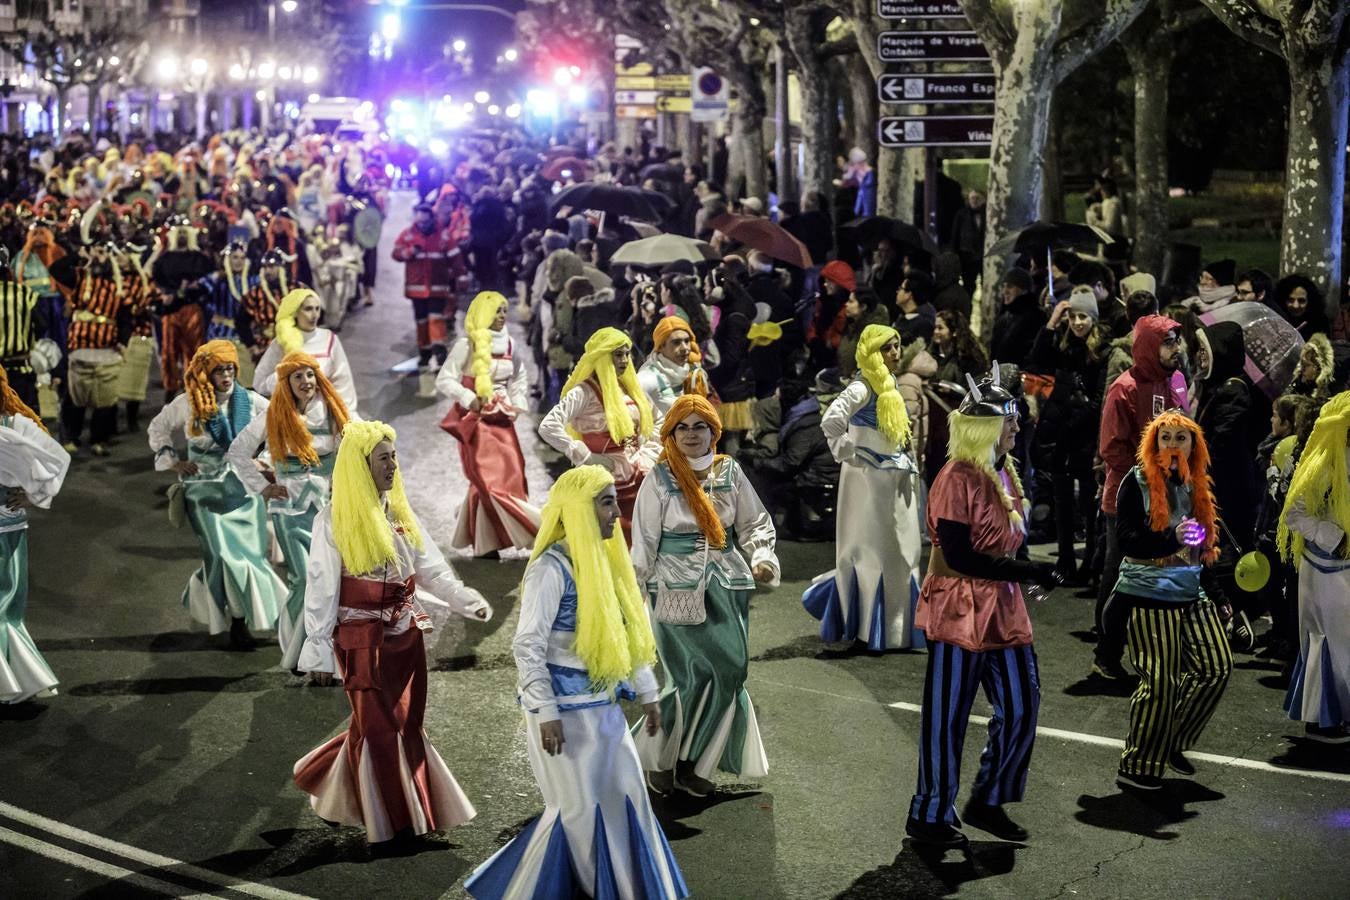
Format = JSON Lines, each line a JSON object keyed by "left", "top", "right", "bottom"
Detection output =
{"left": 1098, "top": 315, "right": 1189, "bottom": 514}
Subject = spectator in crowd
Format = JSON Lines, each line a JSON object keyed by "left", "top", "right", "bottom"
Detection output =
{"left": 893, "top": 271, "right": 937, "bottom": 347}
{"left": 990, "top": 268, "right": 1046, "bottom": 369}
{"left": 1273, "top": 273, "right": 1329, "bottom": 340}
{"left": 949, "top": 189, "right": 986, "bottom": 294}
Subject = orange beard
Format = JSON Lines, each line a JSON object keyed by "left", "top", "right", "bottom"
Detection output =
{"left": 1158, "top": 447, "right": 1191, "bottom": 485}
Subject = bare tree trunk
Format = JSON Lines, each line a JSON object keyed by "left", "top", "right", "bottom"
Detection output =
{"left": 844, "top": 54, "right": 877, "bottom": 159}
{"left": 784, "top": 7, "right": 834, "bottom": 209}
{"left": 1121, "top": 12, "right": 1174, "bottom": 280}
{"left": 1282, "top": 45, "right": 1348, "bottom": 298}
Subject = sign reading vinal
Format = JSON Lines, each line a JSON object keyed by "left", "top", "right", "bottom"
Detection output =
{"left": 877, "top": 31, "right": 989, "bottom": 63}
{"left": 878, "top": 74, "right": 995, "bottom": 104}
{"left": 878, "top": 115, "right": 993, "bottom": 148}
{"left": 876, "top": 0, "right": 964, "bottom": 17}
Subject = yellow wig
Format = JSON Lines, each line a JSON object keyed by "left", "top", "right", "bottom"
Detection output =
{"left": 856, "top": 323, "right": 912, "bottom": 447}
{"left": 183, "top": 340, "right": 239, "bottom": 435}
{"left": 465, "top": 290, "right": 508, "bottom": 403}
{"left": 560, "top": 327, "right": 654, "bottom": 444}
{"left": 1279, "top": 390, "right": 1350, "bottom": 561}
{"left": 330, "top": 420, "right": 424, "bottom": 576}
{"left": 947, "top": 410, "right": 1026, "bottom": 530}
{"left": 528, "top": 465, "right": 657, "bottom": 688}
{"left": 273, "top": 288, "right": 318, "bottom": 354}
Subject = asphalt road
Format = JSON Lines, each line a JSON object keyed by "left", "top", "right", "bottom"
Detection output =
{"left": 2, "top": 193, "right": 1347, "bottom": 900}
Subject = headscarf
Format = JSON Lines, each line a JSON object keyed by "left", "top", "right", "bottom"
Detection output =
{"left": 528, "top": 465, "right": 656, "bottom": 688}
{"left": 465, "top": 290, "right": 507, "bottom": 403}
{"left": 183, "top": 340, "right": 239, "bottom": 436}
{"left": 560, "top": 327, "right": 654, "bottom": 444}
{"left": 856, "top": 323, "right": 911, "bottom": 447}
{"left": 658, "top": 394, "right": 726, "bottom": 548}
{"left": 0, "top": 365, "right": 47, "bottom": 433}
{"left": 267, "top": 351, "right": 350, "bottom": 466}
{"left": 650, "top": 315, "right": 708, "bottom": 395}
{"left": 330, "top": 420, "right": 423, "bottom": 575}
{"left": 947, "top": 409, "right": 1026, "bottom": 531}
{"left": 1279, "top": 391, "right": 1350, "bottom": 562}
{"left": 273, "top": 288, "right": 317, "bottom": 354}
{"left": 1137, "top": 411, "right": 1220, "bottom": 564}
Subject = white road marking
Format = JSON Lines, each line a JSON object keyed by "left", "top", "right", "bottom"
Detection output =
{"left": 0, "top": 801, "right": 315, "bottom": 900}
{"left": 0, "top": 825, "right": 217, "bottom": 898}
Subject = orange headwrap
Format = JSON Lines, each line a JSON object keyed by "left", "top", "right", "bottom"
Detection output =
{"left": 658, "top": 394, "right": 727, "bottom": 549}
{"left": 652, "top": 316, "right": 692, "bottom": 352}
{"left": 183, "top": 340, "right": 239, "bottom": 435}
{"left": 266, "top": 351, "right": 351, "bottom": 466}
{"left": 0, "top": 365, "right": 48, "bottom": 434}
{"left": 650, "top": 315, "right": 708, "bottom": 395}
{"left": 1137, "top": 411, "right": 1220, "bottom": 564}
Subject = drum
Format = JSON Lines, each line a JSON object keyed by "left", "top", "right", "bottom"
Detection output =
{"left": 353, "top": 202, "right": 383, "bottom": 249}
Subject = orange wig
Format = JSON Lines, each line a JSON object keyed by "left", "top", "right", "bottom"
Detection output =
{"left": 266, "top": 351, "right": 350, "bottom": 466}
{"left": 1136, "top": 411, "right": 1220, "bottom": 564}
{"left": 183, "top": 340, "right": 238, "bottom": 435}
{"left": 657, "top": 394, "right": 727, "bottom": 549}
{"left": 0, "top": 365, "right": 48, "bottom": 434}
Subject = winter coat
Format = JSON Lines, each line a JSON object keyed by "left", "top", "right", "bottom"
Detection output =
{"left": 709, "top": 278, "right": 757, "bottom": 404}
{"left": 932, "top": 251, "right": 972, "bottom": 318}
{"left": 1098, "top": 316, "right": 1188, "bottom": 515}
{"left": 745, "top": 402, "right": 838, "bottom": 489}
{"left": 1030, "top": 324, "right": 1108, "bottom": 464}
{"left": 391, "top": 224, "right": 463, "bottom": 300}
{"left": 991, "top": 292, "right": 1048, "bottom": 369}
{"left": 561, "top": 288, "right": 622, "bottom": 360}
{"left": 747, "top": 269, "right": 802, "bottom": 399}
{"left": 894, "top": 302, "right": 937, "bottom": 348}
{"left": 1196, "top": 320, "right": 1260, "bottom": 545}
{"left": 898, "top": 343, "right": 938, "bottom": 474}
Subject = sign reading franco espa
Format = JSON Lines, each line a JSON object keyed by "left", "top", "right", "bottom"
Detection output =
{"left": 876, "top": 0, "right": 965, "bottom": 17}
{"left": 877, "top": 31, "right": 989, "bottom": 63}
{"left": 878, "top": 115, "right": 993, "bottom": 148}
{"left": 878, "top": 74, "right": 995, "bottom": 104}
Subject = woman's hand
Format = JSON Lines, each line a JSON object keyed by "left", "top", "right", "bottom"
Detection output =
{"left": 5, "top": 487, "right": 28, "bottom": 512}
{"left": 540, "top": 719, "right": 565, "bottom": 756}
{"left": 172, "top": 460, "right": 199, "bottom": 476}
{"left": 644, "top": 702, "right": 661, "bottom": 736}
{"left": 752, "top": 563, "right": 774, "bottom": 584}
{"left": 1047, "top": 299, "right": 1071, "bottom": 329}
{"left": 262, "top": 484, "right": 290, "bottom": 501}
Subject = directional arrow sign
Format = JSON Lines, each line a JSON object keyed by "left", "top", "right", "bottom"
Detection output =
{"left": 878, "top": 115, "right": 993, "bottom": 148}
{"left": 877, "top": 0, "right": 964, "bottom": 17}
{"left": 878, "top": 74, "right": 996, "bottom": 104}
{"left": 878, "top": 31, "right": 989, "bottom": 63}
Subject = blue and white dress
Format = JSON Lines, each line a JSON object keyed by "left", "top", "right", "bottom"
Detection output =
{"left": 802, "top": 378, "right": 924, "bottom": 650}
{"left": 465, "top": 543, "right": 688, "bottom": 900}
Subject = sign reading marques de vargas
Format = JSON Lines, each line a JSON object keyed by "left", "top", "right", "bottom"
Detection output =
{"left": 877, "top": 31, "right": 989, "bottom": 63}
{"left": 876, "top": 0, "right": 964, "bottom": 17}
{"left": 878, "top": 115, "right": 993, "bottom": 148}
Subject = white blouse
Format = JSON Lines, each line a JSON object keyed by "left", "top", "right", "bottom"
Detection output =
{"left": 226, "top": 398, "right": 342, "bottom": 515}
{"left": 821, "top": 378, "right": 917, "bottom": 472}
{"left": 0, "top": 415, "right": 70, "bottom": 534}
{"left": 148, "top": 390, "right": 269, "bottom": 482}
{"left": 255, "top": 327, "right": 357, "bottom": 414}
{"left": 538, "top": 383, "right": 661, "bottom": 483}
{"left": 435, "top": 330, "right": 529, "bottom": 413}
{"left": 297, "top": 505, "right": 492, "bottom": 674}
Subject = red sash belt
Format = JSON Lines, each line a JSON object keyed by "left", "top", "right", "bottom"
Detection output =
{"left": 335, "top": 574, "right": 416, "bottom": 691}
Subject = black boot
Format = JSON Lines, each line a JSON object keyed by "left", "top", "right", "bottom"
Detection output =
{"left": 124, "top": 401, "right": 141, "bottom": 434}
{"left": 961, "top": 801, "right": 1029, "bottom": 841}
{"left": 228, "top": 617, "right": 257, "bottom": 652}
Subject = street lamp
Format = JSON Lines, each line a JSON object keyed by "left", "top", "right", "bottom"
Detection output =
{"left": 189, "top": 57, "right": 209, "bottom": 77}
{"left": 281, "top": 0, "right": 298, "bottom": 12}
{"left": 229, "top": 62, "right": 245, "bottom": 80}
{"left": 257, "top": 60, "right": 276, "bottom": 80}
{"left": 474, "top": 90, "right": 489, "bottom": 104}
{"left": 503, "top": 47, "right": 518, "bottom": 62}
{"left": 381, "top": 12, "right": 401, "bottom": 41}
{"left": 452, "top": 38, "right": 467, "bottom": 53}
{"left": 155, "top": 56, "right": 179, "bottom": 80}
{"left": 301, "top": 66, "right": 319, "bottom": 84}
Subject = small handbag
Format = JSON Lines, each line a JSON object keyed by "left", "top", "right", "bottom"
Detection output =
{"left": 652, "top": 538, "right": 710, "bottom": 626}
{"left": 166, "top": 481, "right": 186, "bottom": 528}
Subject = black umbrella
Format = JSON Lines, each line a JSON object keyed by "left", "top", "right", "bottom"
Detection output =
{"left": 635, "top": 187, "right": 675, "bottom": 216}
{"left": 640, "top": 162, "right": 682, "bottom": 183}
{"left": 549, "top": 183, "right": 661, "bottom": 222}
{"left": 841, "top": 216, "right": 939, "bottom": 255}
{"left": 985, "top": 221, "right": 1115, "bottom": 258}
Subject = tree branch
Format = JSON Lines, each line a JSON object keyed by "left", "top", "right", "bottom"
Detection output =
{"left": 958, "top": 1, "right": 1016, "bottom": 59}
{"left": 818, "top": 35, "right": 859, "bottom": 60}
{"left": 1052, "top": 0, "right": 1149, "bottom": 84}
{"left": 1195, "top": 0, "right": 1284, "bottom": 56}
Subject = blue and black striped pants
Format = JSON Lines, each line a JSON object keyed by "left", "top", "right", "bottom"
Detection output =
{"left": 909, "top": 641, "right": 1040, "bottom": 826}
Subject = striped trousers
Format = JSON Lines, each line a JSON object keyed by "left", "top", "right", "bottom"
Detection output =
{"left": 909, "top": 641, "right": 1039, "bottom": 826}
{"left": 1121, "top": 599, "right": 1232, "bottom": 777}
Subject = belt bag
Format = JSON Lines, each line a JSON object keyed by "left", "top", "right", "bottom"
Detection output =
{"left": 335, "top": 618, "right": 383, "bottom": 691}
{"left": 653, "top": 539, "right": 710, "bottom": 626}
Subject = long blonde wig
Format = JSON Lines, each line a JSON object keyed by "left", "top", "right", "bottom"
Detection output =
{"left": 465, "top": 290, "right": 507, "bottom": 403}
{"left": 560, "top": 327, "right": 654, "bottom": 444}
{"left": 528, "top": 465, "right": 656, "bottom": 688}
{"left": 1279, "top": 390, "right": 1350, "bottom": 561}
{"left": 330, "top": 420, "right": 424, "bottom": 576}
{"left": 856, "top": 323, "right": 912, "bottom": 447}
{"left": 273, "top": 288, "right": 318, "bottom": 354}
{"left": 947, "top": 410, "right": 1027, "bottom": 530}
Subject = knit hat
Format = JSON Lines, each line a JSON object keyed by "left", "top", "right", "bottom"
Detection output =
{"left": 740, "top": 197, "right": 764, "bottom": 214}
{"left": 820, "top": 260, "right": 856, "bottom": 292}
{"left": 1067, "top": 286, "right": 1100, "bottom": 322}
{"left": 652, "top": 315, "right": 693, "bottom": 350}
{"left": 1120, "top": 272, "right": 1156, "bottom": 297}
{"left": 1203, "top": 259, "right": 1237, "bottom": 286}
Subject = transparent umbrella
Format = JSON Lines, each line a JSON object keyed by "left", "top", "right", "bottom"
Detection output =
{"left": 1198, "top": 302, "right": 1304, "bottom": 400}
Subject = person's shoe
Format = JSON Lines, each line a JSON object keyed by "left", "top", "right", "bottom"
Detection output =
{"left": 904, "top": 817, "right": 968, "bottom": 848}
{"left": 1092, "top": 658, "right": 1132, "bottom": 681}
{"left": 1229, "top": 611, "right": 1256, "bottom": 652}
{"left": 61, "top": 441, "right": 79, "bottom": 455}
{"left": 1167, "top": 752, "right": 1196, "bottom": 776}
{"left": 1304, "top": 723, "right": 1350, "bottom": 744}
{"left": 1116, "top": 769, "right": 1163, "bottom": 791}
{"left": 675, "top": 766, "right": 715, "bottom": 798}
{"left": 646, "top": 769, "right": 675, "bottom": 796}
{"left": 960, "top": 801, "right": 1028, "bottom": 841}
{"left": 90, "top": 443, "right": 111, "bottom": 457}
{"left": 228, "top": 617, "right": 258, "bottom": 652}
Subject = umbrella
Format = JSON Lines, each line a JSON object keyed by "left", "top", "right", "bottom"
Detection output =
{"left": 841, "top": 216, "right": 938, "bottom": 255}
{"left": 550, "top": 183, "right": 661, "bottom": 221}
{"left": 1197, "top": 302, "right": 1304, "bottom": 400}
{"left": 640, "top": 162, "right": 682, "bottom": 183}
{"left": 709, "top": 212, "right": 813, "bottom": 269}
{"left": 610, "top": 234, "right": 720, "bottom": 267}
{"left": 635, "top": 187, "right": 675, "bottom": 216}
{"left": 986, "top": 221, "right": 1115, "bottom": 258}
{"left": 627, "top": 222, "right": 662, "bottom": 238}
{"left": 541, "top": 156, "right": 590, "bottom": 181}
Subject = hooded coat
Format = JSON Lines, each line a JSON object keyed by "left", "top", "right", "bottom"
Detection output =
{"left": 1196, "top": 320, "right": 1260, "bottom": 544}
{"left": 932, "top": 251, "right": 972, "bottom": 318}
{"left": 1098, "top": 316, "right": 1188, "bottom": 515}
{"left": 990, "top": 291, "right": 1047, "bottom": 369}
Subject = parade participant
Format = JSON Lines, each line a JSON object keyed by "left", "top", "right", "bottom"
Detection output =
{"left": 61, "top": 241, "right": 132, "bottom": 456}
{"left": 0, "top": 247, "right": 43, "bottom": 408}
{"left": 0, "top": 366, "right": 69, "bottom": 704}
{"left": 1110, "top": 411, "right": 1230, "bottom": 789}
{"left": 255, "top": 288, "right": 357, "bottom": 413}
{"left": 112, "top": 241, "right": 157, "bottom": 433}
{"left": 148, "top": 341, "right": 284, "bottom": 650}
{"left": 637, "top": 315, "right": 709, "bottom": 419}
{"left": 194, "top": 240, "right": 257, "bottom": 386}
{"left": 630, "top": 395, "right": 778, "bottom": 797}
{"left": 906, "top": 365, "right": 1060, "bottom": 847}
{"left": 227, "top": 351, "right": 350, "bottom": 664}
{"left": 150, "top": 214, "right": 210, "bottom": 398}
{"left": 391, "top": 199, "right": 464, "bottom": 384}
{"left": 539, "top": 327, "right": 659, "bottom": 542}
{"left": 802, "top": 324, "right": 923, "bottom": 650}
{"left": 15, "top": 225, "right": 66, "bottom": 369}
{"left": 1278, "top": 392, "right": 1350, "bottom": 743}
{"left": 293, "top": 420, "right": 491, "bottom": 845}
{"left": 310, "top": 232, "right": 361, "bottom": 332}
{"left": 463, "top": 466, "right": 687, "bottom": 900}
{"left": 434, "top": 291, "right": 540, "bottom": 556}
{"left": 237, "top": 249, "right": 293, "bottom": 363}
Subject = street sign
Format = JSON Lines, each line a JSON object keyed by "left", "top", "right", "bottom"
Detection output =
{"left": 616, "top": 105, "right": 657, "bottom": 119}
{"left": 616, "top": 75, "right": 657, "bottom": 90}
{"left": 878, "top": 31, "right": 988, "bottom": 62}
{"left": 657, "top": 95, "right": 691, "bottom": 113}
{"left": 615, "top": 90, "right": 659, "bottom": 105}
{"left": 655, "top": 74, "right": 691, "bottom": 91}
{"left": 691, "top": 66, "right": 729, "bottom": 122}
{"left": 615, "top": 62, "right": 654, "bottom": 76}
{"left": 877, "top": 0, "right": 964, "bottom": 17}
{"left": 878, "top": 115, "right": 993, "bottom": 147}
{"left": 878, "top": 74, "right": 995, "bottom": 104}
